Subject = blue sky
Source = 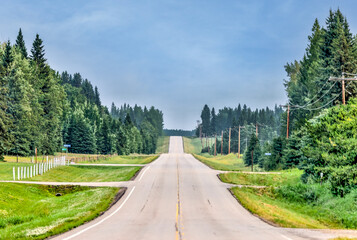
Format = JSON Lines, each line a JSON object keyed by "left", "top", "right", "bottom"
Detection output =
{"left": 1, "top": 0, "right": 357, "bottom": 129}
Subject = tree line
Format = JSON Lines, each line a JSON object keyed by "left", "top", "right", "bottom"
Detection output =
{"left": 0, "top": 29, "right": 163, "bottom": 160}
{"left": 196, "top": 104, "right": 283, "bottom": 154}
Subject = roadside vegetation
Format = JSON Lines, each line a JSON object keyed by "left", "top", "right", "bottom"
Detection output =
{"left": 231, "top": 183, "right": 357, "bottom": 229}
{"left": 183, "top": 137, "right": 203, "bottom": 154}
{"left": 193, "top": 153, "right": 247, "bottom": 171}
{"left": 156, "top": 136, "right": 170, "bottom": 154}
{"left": 81, "top": 154, "right": 159, "bottom": 164}
{"left": 0, "top": 183, "right": 119, "bottom": 239}
{"left": 219, "top": 169, "right": 301, "bottom": 186}
{"left": 189, "top": 9, "right": 357, "bottom": 230}
{"left": 28, "top": 165, "right": 141, "bottom": 182}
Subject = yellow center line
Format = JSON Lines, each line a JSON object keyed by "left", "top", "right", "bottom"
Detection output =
{"left": 175, "top": 152, "right": 184, "bottom": 240}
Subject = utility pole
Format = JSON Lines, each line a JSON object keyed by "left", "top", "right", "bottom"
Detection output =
{"left": 221, "top": 131, "right": 223, "bottom": 155}
{"left": 329, "top": 72, "right": 357, "bottom": 105}
{"left": 214, "top": 135, "right": 217, "bottom": 156}
{"left": 238, "top": 126, "right": 245, "bottom": 158}
{"left": 280, "top": 104, "right": 290, "bottom": 139}
{"left": 228, "top": 127, "right": 231, "bottom": 154}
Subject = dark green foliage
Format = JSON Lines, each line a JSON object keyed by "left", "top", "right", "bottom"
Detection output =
{"left": 15, "top": 28, "right": 27, "bottom": 58}
{"left": 243, "top": 133, "right": 261, "bottom": 166}
{"left": 289, "top": 99, "right": 357, "bottom": 196}
{"left": 30, "top": 34, "right": 48, "bottom": 77}
{"left": 163, "top": 129, "right": 195, "bottom": 136}
{"left": 200, "top": 104, "right": 211, "bottom": 135}
{"left": 0, "top": 31, "right": 164, "bottom": 160}
{"left": 2, "top": 41, "right": 13, "bottom": 69}
{"left": 63, "top": 110, "right": 96, "bottom": 154}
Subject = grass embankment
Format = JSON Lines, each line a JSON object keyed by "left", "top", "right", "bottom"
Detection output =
{"left": 193, "top": 153, "right": 248, "bottom": 171}
{"left": 228, "top": 170, "right": 357, "bottom": 229}
{"left": 220, "top": 169, "right": 302, "bottom": 186}
{"left": 183, "top": 137, "right": 203, "bottom": 154}
{"left": 0, "top": 183, "right": 118, "bottom": 239}
{"left": 29, "top": 165, "right": 141, "bottom": 182}
{"left": 0, "top": 162, "right": 35, "bottom": 180}
{"left": 0, "top": 163, "right": 141, "bottom": 182}
{"left": 82, "top": 155, "right": 159, "bottom": 164}
{"left": 156, "top": 136, "right": 170, "bottom": 154}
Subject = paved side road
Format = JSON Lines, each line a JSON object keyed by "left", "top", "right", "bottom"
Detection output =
{"left": 52, "top": 136, "right": 356, "bottom": 240}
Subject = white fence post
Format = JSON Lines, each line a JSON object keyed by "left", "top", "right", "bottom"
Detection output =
{"left": 17, "top": 167, "right": 20, "bottom": 180}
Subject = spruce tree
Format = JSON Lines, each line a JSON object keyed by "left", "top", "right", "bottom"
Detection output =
{"left": 2, "top": 40, "right": 13, "bottom": 69}
{"left": 15, "top": 28, "right": 27, "bottom": 58}
{"left": 30, "top": 34, "right": 48, "bottom": 77}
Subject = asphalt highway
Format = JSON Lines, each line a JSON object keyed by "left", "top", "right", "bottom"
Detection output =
{"left": 54, "top": 136, "right": 355, "bottom": 240}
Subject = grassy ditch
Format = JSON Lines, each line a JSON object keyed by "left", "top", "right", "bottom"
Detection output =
{"left": 220, "top": 169, "right": 302, "bottom": 186}
{"left": 0, "top": 183, "right": 119, "bottom": 239}
{"left": 156, "top": 136, "right": 170, "bottom": 154}
{"left": 229, "top": 170, "right": 357, "bottom": 229}
{"left": 28, "top": 165, "right": 141, "bottom": 182}
{"left": 193, "top": 153, "right": 248, "bottom": 171}
{"left": 82, "top": 155, "right": 159, "bottom": 164}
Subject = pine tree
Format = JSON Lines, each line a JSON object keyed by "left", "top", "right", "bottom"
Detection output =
{"left": 15, "top": 28, "right": 27, "bottom": 58}
{"left": 30, "top": 34, "right": 48, "bottom": 77}
{"left": 2, "top": 40, "right": 13, "bottom": 69}
{"left": 94, "top": 86, "right": 101, "bottom": 107}
{"left": 0, "top": 51, "right": 12, "bottom": 160}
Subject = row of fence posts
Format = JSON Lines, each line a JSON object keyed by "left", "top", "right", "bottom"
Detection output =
{"left": 13, "top": 156, "right": 69, "bottom": 181}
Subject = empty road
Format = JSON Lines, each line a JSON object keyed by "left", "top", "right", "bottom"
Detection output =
{"left": 54, "top": 136, "right": 353, "bottom": 240}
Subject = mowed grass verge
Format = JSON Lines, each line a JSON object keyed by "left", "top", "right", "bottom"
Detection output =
{"left": 183, "top": 137, "right": 203, "bottom": 154}
{"left": 229, "top": 170, "right": 357, "bottom": 229}
{"left": 219, "top": 169, "right": 302, "bottom": 186}
{"left": 0, "top": 183, "right": 119, "bottom": 239}
{"left": 29, "top": 165, "right": 141, "bottom": 182}
{"left": 193, "top": 153, "right": 248, "bottom": 171}
{"left": 156, "top": 136, "right": 170, "bottom": 154}
{"left": 81, "top": 155, "right": 159, "bottom": 164}
{"left": 0, "top": 162, "right": 36, "bottom": 180}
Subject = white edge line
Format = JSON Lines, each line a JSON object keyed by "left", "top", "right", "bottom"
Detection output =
{"left": 280, "top": 234, "right": 293, "bottom": 240}
{"left": 63, "top": 186, "right": 136, "bottom": 240}
{"left": 138, "top": 166, "right": 150, "bottom": 182}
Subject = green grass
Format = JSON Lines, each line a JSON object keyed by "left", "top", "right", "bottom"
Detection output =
{"left": 228, "top": 170, "right": 357, "bottom": 229}
{"left": 0, "top": 162, "right": 36, "bottom": 180}
{"left": 156, "top": 136, "right": 170, "bottom": 154}
{"left": 219, "top": 169, "right": 302, "bottom": 186}
{"left": 81, "top": 155, "right": 159, "bottom": 164}
{"left": 0, "top": 183, "right": 118, "bottom": 239}
{"left": 193, "top": 153, "right": 248, "bottom": 171}
{"left": 183, "top": 137, "right": 203, "bottom": 154}
{"left": 28, "top": 165, "right": 141, "bottom": 182}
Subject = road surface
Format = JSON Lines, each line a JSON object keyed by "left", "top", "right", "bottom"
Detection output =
{"left": 54, "top": 136, "right": 355, "bottom": 240}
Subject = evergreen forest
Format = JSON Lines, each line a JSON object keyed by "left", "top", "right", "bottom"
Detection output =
{"left": 197, "top": 9, "right": 357, "bottom": 196}
{"left": 0, "top": 29, "right": 163, "bottom": 160}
